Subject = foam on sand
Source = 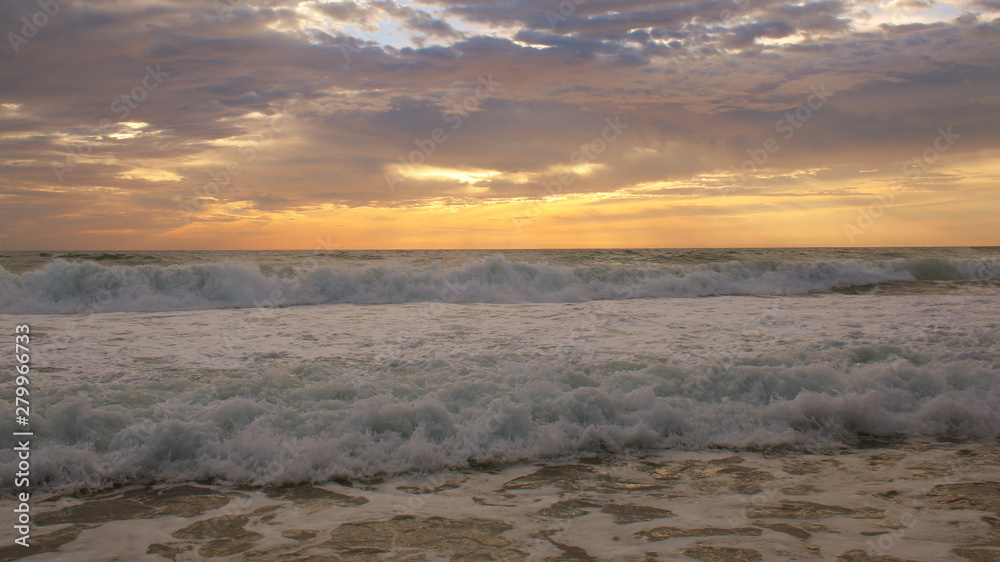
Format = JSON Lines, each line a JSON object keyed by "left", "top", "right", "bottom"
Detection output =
{"left": 1, "top": 443, "right": 998, "bottom": 560}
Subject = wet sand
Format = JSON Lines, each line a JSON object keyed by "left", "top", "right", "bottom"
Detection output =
{"left": 2, "top": 441, "right": 999, "bottom": 561}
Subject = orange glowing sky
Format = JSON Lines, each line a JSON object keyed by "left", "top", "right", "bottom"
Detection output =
{"left": 1, "top": 0, "right": 999, "bottom": 250}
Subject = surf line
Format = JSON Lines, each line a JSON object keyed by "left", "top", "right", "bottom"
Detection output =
{"left": 13, "top": 324, "right": 32, "bottom": 548}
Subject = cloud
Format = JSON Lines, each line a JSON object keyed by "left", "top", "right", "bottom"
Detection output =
{"left": 0, "top": 0, "right": 998, "bottom": 248}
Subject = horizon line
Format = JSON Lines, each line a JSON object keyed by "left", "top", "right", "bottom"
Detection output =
{"left": 5, "top": 245, "right": 1000, "bottom": 252}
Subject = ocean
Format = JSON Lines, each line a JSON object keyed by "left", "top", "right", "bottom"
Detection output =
{"left": 1, "top": 247, "right": 999, "bottom": 560}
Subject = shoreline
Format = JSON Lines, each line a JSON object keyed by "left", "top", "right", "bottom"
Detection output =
{"left": 1, "top": 441, "right": 998, "bottom": 561}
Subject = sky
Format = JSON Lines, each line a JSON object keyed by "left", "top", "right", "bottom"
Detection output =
{"left": 0, "top": 0, "right": 998, "bottom": 250}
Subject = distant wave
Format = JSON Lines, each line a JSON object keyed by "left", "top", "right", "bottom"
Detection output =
{"left": 1, "top": 256, "right": 999, "bottom": 314}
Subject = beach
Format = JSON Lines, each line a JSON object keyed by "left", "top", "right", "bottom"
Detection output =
{"left": 1, "top": 249, "right": 998, "bottom": 560}
{"left": 1, "top": 442, "right": 999, "bottom": 560}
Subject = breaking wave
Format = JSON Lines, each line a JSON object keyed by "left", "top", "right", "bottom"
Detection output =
{"left": 1, "top": 255, "right": 999, "bottom": 314}
{"left": 2, "top": 343, "right": 998, "bottom": 493}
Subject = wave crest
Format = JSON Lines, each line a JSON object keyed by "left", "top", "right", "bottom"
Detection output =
{"left": 1, "top": 256, "right": 998, "bottom": 314}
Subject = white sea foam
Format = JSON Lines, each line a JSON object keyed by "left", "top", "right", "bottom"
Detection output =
{"left": 2, "top": 294, "right": 997, "bottom": 493}
{"left": 1, "top": 255, "right": 998, "bottom": 314}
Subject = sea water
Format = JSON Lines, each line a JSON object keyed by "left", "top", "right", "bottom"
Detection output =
{"left": 0, "top": 248, "right": 997, "bottom": 493}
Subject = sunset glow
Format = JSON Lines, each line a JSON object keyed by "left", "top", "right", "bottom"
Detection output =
{"left": 2, "top": 0, "right": 999, "bottom": 249}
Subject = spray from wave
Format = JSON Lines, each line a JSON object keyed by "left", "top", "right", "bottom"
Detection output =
{"left": 1, "top": 255, "right": 998, "bottom": 314}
